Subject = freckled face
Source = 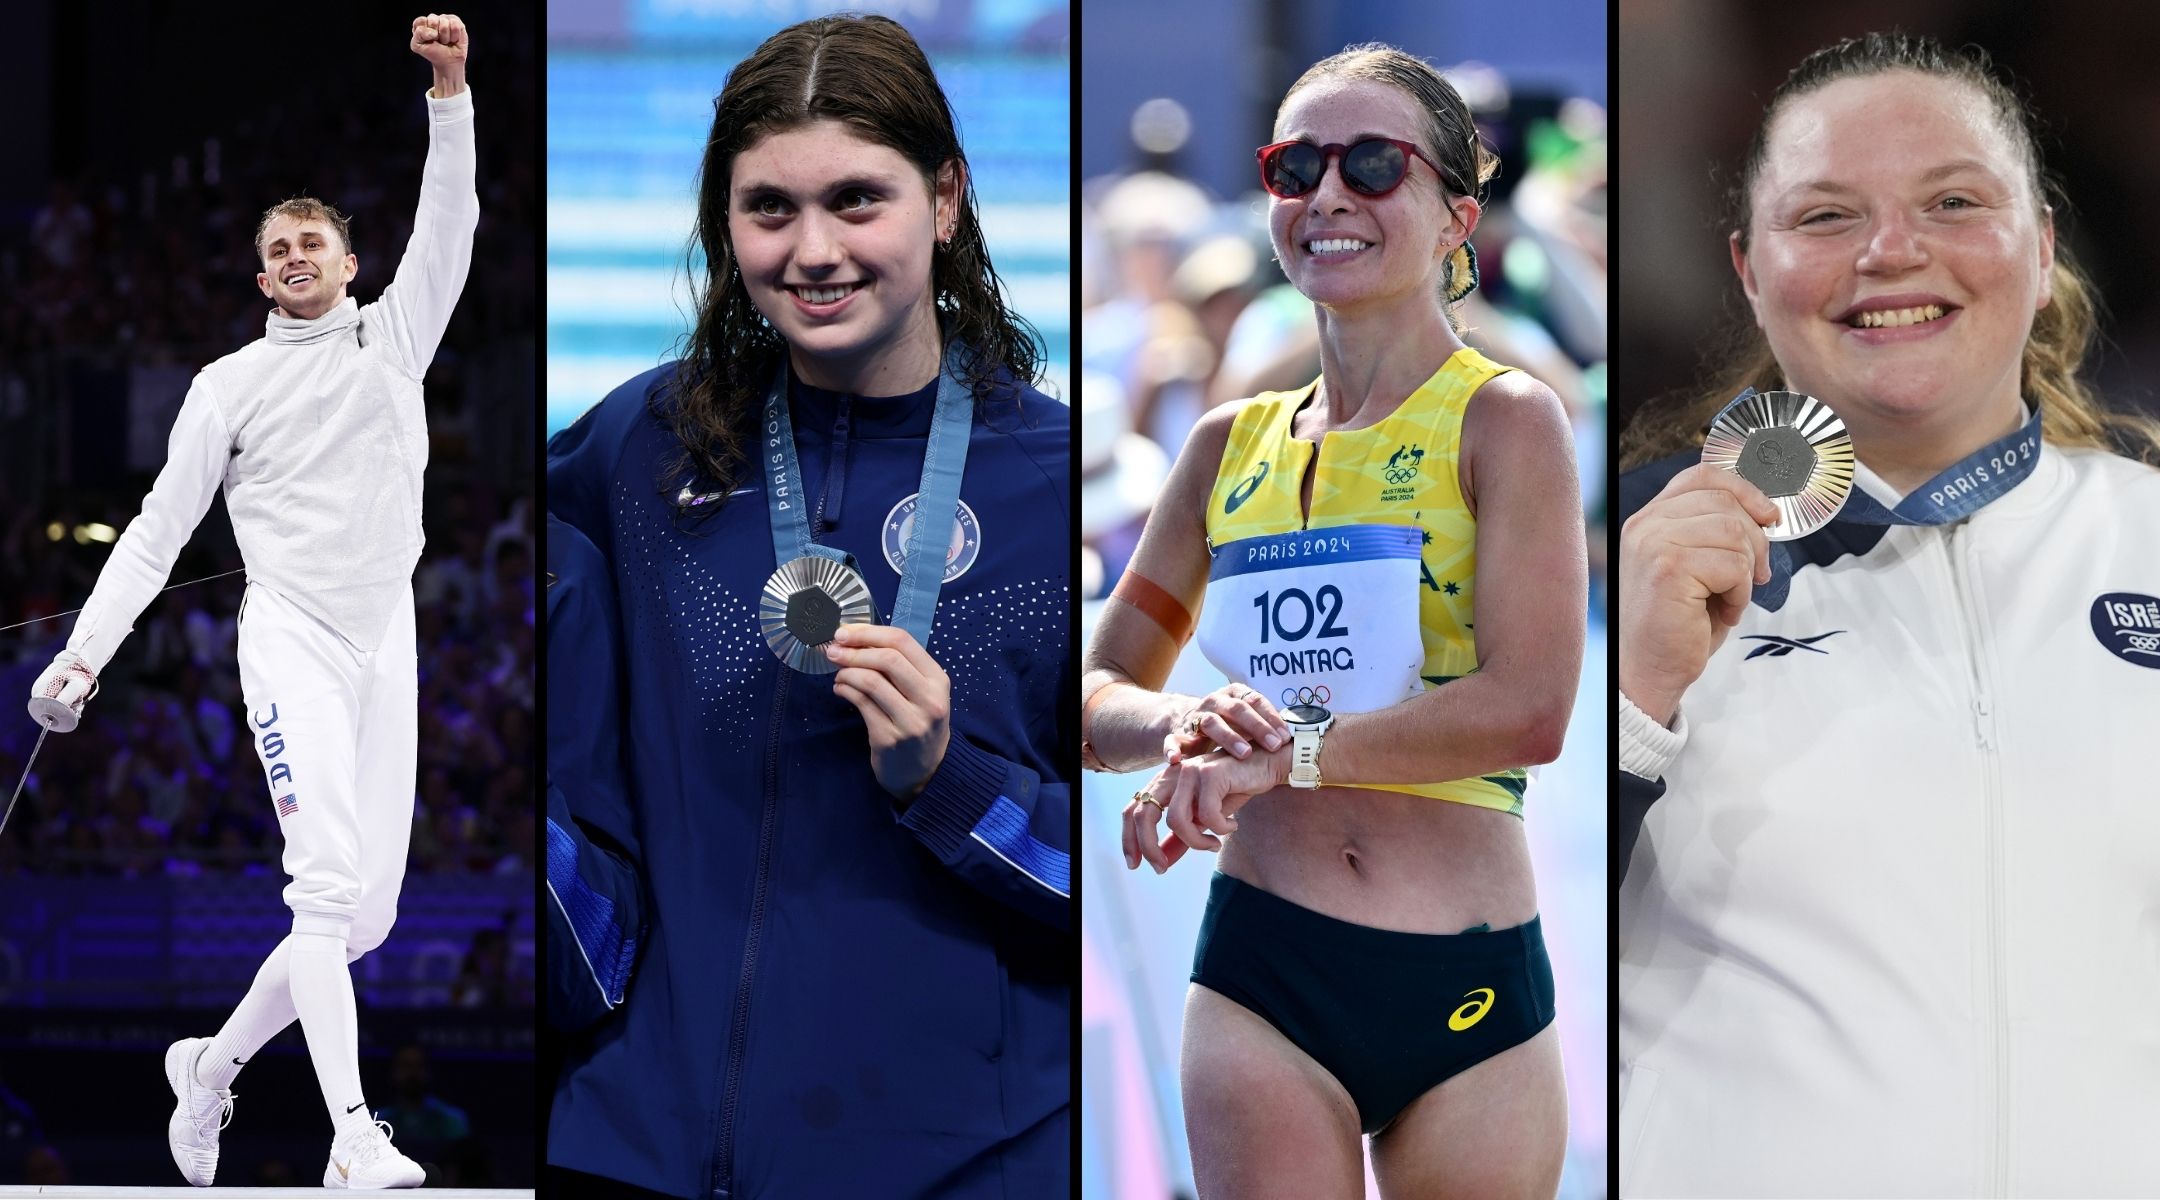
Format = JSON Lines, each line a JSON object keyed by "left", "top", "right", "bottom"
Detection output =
{"left": 256, "top": 218, "right": 356, "bottom": 319}
{"left": 728, "top": 120, "right": 958, "bottom": 391}
{"left": 1736, "top": 71, "right": 2053, "bottom": 431}
{"left": 1267, "top": 78, "right": 1476, "bottom": 315}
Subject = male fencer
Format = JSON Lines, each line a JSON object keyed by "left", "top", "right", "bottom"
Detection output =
{"left": 28, "top": 13, "right": 478, "bottom": 1189}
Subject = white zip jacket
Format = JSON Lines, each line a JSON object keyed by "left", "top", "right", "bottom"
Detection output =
{"left": 67, "top": 88, "right": 478, "bottom": 669}
{"left": 1618, "top": 439, "right": 2160, "bottom": 1198}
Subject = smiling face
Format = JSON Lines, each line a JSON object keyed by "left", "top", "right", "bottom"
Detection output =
{"left": 1736, "top": 70, "right": 2053, "bottom": 439}
{"left": 727, "top": 119, "right": 957, "bottom": 394}
{"left": 1267, "top": 78, "right": 1477, "bottom": 316}
{"left": 256, "top": 216, "right": 356, "bottom": 320}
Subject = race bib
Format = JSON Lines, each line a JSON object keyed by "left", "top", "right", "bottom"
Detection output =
{"left": 1195, "top": 525, "right": 1426, "bottom": 714}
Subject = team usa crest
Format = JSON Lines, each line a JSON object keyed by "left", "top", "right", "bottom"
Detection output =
{"left": 2091, "top": 592, "right": 2160, "bottom": 669}
{"left": 882, "top": 493, "right": 981, "bottom": 583}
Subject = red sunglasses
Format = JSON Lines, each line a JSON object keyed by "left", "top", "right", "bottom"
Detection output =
{"left": 1256, "top": 137, "right": 1451, "bottom": 200}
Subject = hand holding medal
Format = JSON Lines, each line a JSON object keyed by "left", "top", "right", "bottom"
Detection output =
{"left": 825, "top": 623, "right": 952, "bottom": 802}
{"left": 1617, "top": 398, "right": 1792, "bottom": 725}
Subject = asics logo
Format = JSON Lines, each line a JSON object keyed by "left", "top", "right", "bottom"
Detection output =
{"left": 1448, "top": 987, "right": 1496, "bottom": 1032}
{"left": 1224, "top": 462, "right": 1269, "bottom": 514}
{"left": 1741, "top": 631, "right": 1845, "bottom": 660}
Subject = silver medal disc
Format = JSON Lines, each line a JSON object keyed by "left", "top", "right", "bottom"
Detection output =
{"left": 760, "top": 555, "right": 876, "bottom": 673}
{"left": 1702, "top": 390, "right": 1856, "bottom": 542}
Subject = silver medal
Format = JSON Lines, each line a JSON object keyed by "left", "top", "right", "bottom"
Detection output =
{"left": 760, "top": 555, "right": 875, "bottom": 674}
{"left": 1702, "top": 390, "right": 1856, "bottom": 541}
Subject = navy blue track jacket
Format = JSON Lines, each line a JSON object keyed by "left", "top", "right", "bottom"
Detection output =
{"left": 545, "top": 364, "right": 1073, "bottom": 1199}
{"left": 545, "top": 513, "right": 646, "bottom": 1032}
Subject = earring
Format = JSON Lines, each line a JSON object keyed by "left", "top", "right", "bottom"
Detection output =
{"left": 1443, "top": 241, "right": 1480, "bottom": 303}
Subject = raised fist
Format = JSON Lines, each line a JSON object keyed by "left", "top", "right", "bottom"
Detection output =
{"left": 410, "top": 13, "right": 469, "bottom": 66}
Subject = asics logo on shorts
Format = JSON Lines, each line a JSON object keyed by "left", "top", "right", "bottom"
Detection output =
{"left": 1224, "top": 462, "right": 1269, "bottom": 514}
{"left": 1448, "top": 987, "right": 1496, "bottom": 1032}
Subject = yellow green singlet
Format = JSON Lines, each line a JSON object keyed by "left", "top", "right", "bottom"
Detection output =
{"left": 1205, "top": 347, "right": 1525, "bottom": 815}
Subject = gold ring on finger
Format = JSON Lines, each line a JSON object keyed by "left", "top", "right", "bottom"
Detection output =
{"left": 1134, "top": 790, "right": 1162, "bottom": 810}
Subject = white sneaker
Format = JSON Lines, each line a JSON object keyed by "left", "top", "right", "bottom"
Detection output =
{"left": 324, "top": 1116, "right": 426, "bottom": 1189}
{"left": 162, "top": 1037, "right": 234, "bottom": 1187}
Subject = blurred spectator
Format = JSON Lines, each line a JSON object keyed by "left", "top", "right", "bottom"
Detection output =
{"left": 374, "top": 1043, "right": 473, "bottom": 1172}
{"left": 451, "top": 923, "right": 520, "bottom": 1008}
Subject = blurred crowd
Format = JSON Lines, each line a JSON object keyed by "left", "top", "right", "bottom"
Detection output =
{"left": 1079, "top": 71, "right": 1609, "bottom": 617}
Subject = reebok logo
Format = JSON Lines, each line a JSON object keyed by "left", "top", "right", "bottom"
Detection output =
{"left": 1741, "top": 631, "right": 1845, "bottom": 660}
{"left": 1224, "top": 462, "right": 1269, "bottom": 514}
{"left": 1448, "top": 987, "right": 1496, "bottom": 1032}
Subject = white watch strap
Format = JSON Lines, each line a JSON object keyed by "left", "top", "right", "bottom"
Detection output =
{"left": 1291, "top": 724, "right": 1323, "bottom": 785}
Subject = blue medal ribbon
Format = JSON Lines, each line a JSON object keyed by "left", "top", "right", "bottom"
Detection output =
{"left": 762, "top": 341, "right": 976, "bottom": 646}
{"left": 1750, "top": 396, "right": 2042, "bottom": 610}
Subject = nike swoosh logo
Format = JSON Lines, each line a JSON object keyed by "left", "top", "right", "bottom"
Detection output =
{"left": 345, "top": 1101, "right": 366, "bottom": 1114}
{"left": 1224, "top": 461, "right": 1269, "bottom": 514}
{"left": 232, "top": 1057, "right": 247, "bottom": 1066}
{"left": 333, "top": 1157, "right": 350, "bottom": 1180}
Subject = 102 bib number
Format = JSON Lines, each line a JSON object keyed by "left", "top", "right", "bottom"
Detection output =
{"left": 1252, "top": 585, "right": 1352, "bottom": 644}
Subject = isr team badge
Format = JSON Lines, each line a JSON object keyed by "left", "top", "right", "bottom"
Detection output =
{"left": 2091, "top": 592, "right": 2160, "bottom": 669}
{"left": 882, "top": 493, "right": 981, "bottom": 583}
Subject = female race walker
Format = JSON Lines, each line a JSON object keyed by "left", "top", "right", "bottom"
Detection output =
{"left": 545, "top": 14, "right": 1072, "bottom": 1200}
{"left": 1082, "top": 44, "right": 1586, "bottom": 1200}
{"left": 1617, "top": 33, "right": 2160, "bottom": 1198}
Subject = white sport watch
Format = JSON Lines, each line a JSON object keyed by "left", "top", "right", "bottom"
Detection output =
{"left": 1284, "top": 701, "right": 1333, "bottom": 789}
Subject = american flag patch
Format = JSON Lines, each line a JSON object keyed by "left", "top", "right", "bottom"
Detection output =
{"left": 274, "top": 794, "right": 299, "bottom": 818}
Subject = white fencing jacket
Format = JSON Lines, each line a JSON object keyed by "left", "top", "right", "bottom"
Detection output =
{"left": 68, "top": 88, "right": 478, "bottom": 668}
{"left": 1618, "top": 441, "right": 2160, "bottom": 1198}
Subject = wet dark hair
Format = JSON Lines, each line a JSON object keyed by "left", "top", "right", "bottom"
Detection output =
{"left": 1278, "top": 44, "right": 1499, "bottom": 320}
{"left": 657, "top": 14, "right": 1042, "bottom": 510}
{"left": 1623, "top": 31, "right": 2160, "bottom": 468}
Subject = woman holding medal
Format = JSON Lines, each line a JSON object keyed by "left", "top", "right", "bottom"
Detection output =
{"left": 545, "top": 15, "right": 1071, "bottom": 1199}
{"left": 1082, "top": 46, "right": 1586, "bottom": 1199}
{"left": 1616, "top": 33, "right": 2160, "bottom": 1197}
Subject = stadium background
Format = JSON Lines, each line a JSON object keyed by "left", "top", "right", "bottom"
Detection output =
{"left": 1616, "top": 0, "right": 2160, "bottom": 451}
{"left": 543, "top": 0, "right": 1072, "bottom": 440}
{"left": 1076, "top": 0, "right": 1609, "bottom": 1196}
{"left": 0, "top": 0, "right": 537, "bottom": 1187}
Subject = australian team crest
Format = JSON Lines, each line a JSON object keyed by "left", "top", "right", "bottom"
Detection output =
{"left": 2091, "top": 592, "right": 2160, "bottom": 669}
{"left": 882, "top": 493, "right": 981, "bottom": 583}
{"left": 1380, "top": 443, "right": 1425, "bottom": 501}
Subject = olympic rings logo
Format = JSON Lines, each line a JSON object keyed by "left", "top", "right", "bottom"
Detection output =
{"left": 1280, "top": 685, "right": 1331, "bottom": 707}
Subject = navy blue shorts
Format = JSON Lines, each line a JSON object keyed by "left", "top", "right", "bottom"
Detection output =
{"left": 1190, "top": 872, "right": 1557, "bottom": 1134}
